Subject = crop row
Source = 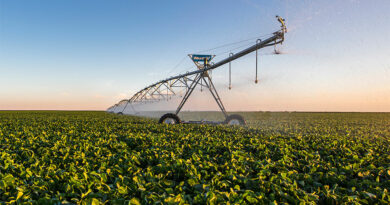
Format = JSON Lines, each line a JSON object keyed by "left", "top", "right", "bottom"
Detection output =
{"left": 0, "top": 111, "right": 389, "bottom": 204}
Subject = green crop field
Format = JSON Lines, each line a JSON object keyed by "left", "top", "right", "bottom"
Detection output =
{"left": 0, "top": 111, "right": 389, "bottom": 204}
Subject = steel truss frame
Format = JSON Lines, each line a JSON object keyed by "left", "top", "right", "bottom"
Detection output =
{"left": 110, "top": 16, "right": 287, "bottom": 117}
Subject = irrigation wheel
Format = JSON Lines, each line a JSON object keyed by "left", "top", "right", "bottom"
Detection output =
{"left": 225, "top": 114, "right": 246, "bottom": 125}
{"left": 159, "top": 113, "right": 181, "bottom": 124}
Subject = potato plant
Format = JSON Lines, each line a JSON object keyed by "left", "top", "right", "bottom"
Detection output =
{"left": 0, "top": 111, "right": 389, "bottom": 204}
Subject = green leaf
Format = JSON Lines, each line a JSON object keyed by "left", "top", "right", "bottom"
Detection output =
{"left": 3, "top": 174, "right": 15, "bottom": 186}
{"left": 234, "top": 185, "right": 240, "bottom": 190}
{"left": 16, "top": 191, "right": 23, "bottom": 200}
{"left": 118, "top": 185, "right": 128, "bottom": 194}
{"left": 129, "top": 198, "right": 141, "bottom": 205}
{"left": 188, "top": 178, "right": 197, "bottom": 186}
{"left": 81, "top": 189, "right": 92, "bottom": 199}
{"left": 281, "top": 172, "right": 287, "bottom": 178}
{"left": 246, "top": 195, "right": 258, "bottom": 203}
{"left": 0, "top": 180, "right": 6, "bottom": 190}
{"left": 91, "top": 198, "right": 100, "bottom": 205}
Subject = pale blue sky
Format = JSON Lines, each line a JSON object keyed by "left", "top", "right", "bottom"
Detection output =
{"left": 1, "top": 0, "right": 389, "bottom": 111}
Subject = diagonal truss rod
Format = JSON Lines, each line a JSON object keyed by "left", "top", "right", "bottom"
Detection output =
{"left": 175, "top": 73, "right": 203, "bottom": 114}
{"left": 201, "top": 75, "right": 228, "bottom": 117}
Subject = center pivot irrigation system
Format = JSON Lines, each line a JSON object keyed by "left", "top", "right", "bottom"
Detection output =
{"left": 108, "top": 16, "right": 287, "bottom": 125}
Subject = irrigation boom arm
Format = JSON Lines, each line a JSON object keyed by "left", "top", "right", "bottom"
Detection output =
{"left": 153, "top": 31, "right": 284, "bottom": 86}
{"left": 108, "top": 16, "right": 287, "bottom": 114}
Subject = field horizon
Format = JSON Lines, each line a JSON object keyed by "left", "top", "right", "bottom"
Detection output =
{"left": 2, "top": 110, "right": 390, "bottom": 113}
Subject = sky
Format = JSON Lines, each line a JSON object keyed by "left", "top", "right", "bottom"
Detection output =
{"left": 0, "top": 0, "right": 389, "bottom": 112}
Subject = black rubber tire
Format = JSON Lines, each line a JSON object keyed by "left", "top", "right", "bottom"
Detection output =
{"left": 225, "top": 114, "right": 246, "bottom": 125}
{"left": 117, "top": 112, "right": 123, "bottom": 115}
{"left": 159, "top": 113, "right": 181, "bottom": 124}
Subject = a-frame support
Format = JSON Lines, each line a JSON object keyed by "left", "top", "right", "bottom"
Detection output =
{"left": 175, "top": 56, "right": 228, "bottom": 118}
{"left": 175, "top": 72, "right": 227, "bottom": 118}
